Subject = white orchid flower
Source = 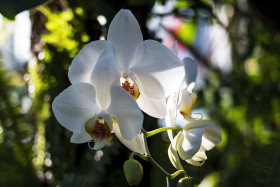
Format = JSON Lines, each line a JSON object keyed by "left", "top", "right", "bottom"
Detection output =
{"left": 167, "top": 41, "right": 198, "bottom": 124}
{"left": 168, "top": 120, "right": 222, "bottom": 167}
{"left": 52, "top": 56, "right": 145, "bottom": 153}
{"left": 68, "top": 9, "right": 185, "bottom": 118}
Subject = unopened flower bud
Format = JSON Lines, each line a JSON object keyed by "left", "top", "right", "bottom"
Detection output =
{"left": 123, "top": 159, "right": 143, "bottom": 186}
{"left": 177, "top": 177, "right": 192, "bottom": 187}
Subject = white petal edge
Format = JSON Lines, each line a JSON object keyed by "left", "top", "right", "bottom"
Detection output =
{"left": 52, "top": 83, "right": 99, "bottom": 133}
{"left": 68, "top": 40, "right": 114, "bottom": 84}
{"left": 70, "top": 132, "right": 91, "bottom": 144}
{"left": 107, "top": 85, "right": 144, "bottom": 140}
{"left": 113, "top": 122, "right": 146, "bottom": 154}
{"left": 90, "top": 56, "right": 121, "bottom": 109}
{"left": 130, "top": 40, "right": 185, "bottom": 97}
{"left": 184, "top": 120, "right": 222, "bottom": 151}
{"left": 171, "top": 40, "right": 178, "bottom": 56}
{"left": 136, "top": 92, "right": 167, "bottom": 118}
{"left": 168, "top": 132, "right": 184, "bottom": 170}
{"left": 107, "top": 9, "right": 143, "bottom": 69}
{"left": 177, "top": 128, "right": 204, "bottom": 160}
{"left": 165, "top": 93, "right": 179, "bottom": 141}
{"left": 182, "top": 57, "right": 197, "bottom": 91}
{"left": 135, "top": 72, "right": 165, "bottom": 99}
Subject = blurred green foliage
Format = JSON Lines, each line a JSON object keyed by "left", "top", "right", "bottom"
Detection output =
{"left": 0, "top": 0, "right": 280, "bottom": 186}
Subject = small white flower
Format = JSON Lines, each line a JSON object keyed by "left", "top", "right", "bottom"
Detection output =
{"left": 68, "top": 9, "right": 185, "bottom": 118}
{"left": 168, "top": 120, "right": 222, "bottom": 167}
{"left": 165, "top": 42, "right": 221, "bottom": 167}
{"left": 166, "top": 41, "right": 198, "bottom": 126}
{"left": 52, "top": 56, "right": 145, "bottom": 153}
{"left": 164, "top": 41, "right": 198, "bottom": 142}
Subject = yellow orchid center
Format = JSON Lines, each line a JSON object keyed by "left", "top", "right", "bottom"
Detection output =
{"left": 85, "top": 117, "right": 114, "bottom": 149}
{"left": 120, "top": 76, "right": 140, "bottom": 100}
{"left": 180, "top": 93, "right": 197, "bottom": 119}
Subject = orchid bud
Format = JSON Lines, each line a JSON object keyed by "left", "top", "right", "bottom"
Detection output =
{"left": 177, "top": 177, "right": 192, "bottom": 187}
{"left": 123, "top": 159, "right": 143, "bottom": 186}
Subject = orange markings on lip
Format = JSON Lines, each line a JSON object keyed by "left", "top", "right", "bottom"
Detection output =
{"left": 121, "top": 77, "right": 140, "bottom": 100}
{"left": 85, "top": 118, "right": 114, "bottom": 143}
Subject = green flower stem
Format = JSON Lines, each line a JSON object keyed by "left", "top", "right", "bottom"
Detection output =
{"left": 129, "top": 152, "right": 149, "bottom": 161}
{"left": 145, "top": 126, "right": 183, "bottom": 138}
{"left": 141, "top": 128, "right": 171, "bottom": 187}
{"left": 170, "top": 170, "right": 187, "bottom": 180}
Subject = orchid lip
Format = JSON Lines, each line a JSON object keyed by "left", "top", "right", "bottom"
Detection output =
{"left": 85, "top": 116, "right": 114, "bottom": 150}
{"left": 120, "top": 75, "right": 140, "bottom": 100}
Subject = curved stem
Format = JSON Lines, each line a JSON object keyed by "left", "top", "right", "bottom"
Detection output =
{"left": 170, "top": 170, "right": 187, "bottom": 180}
{"left": 146, "top": 126, "right": 182, "bottom": 138}
{"left": 129, "top": 152, "right": 149, "bottom": 161}
{"left": 166, "top": 176, "right": 170, "bottom": 187}
{"left": 141, "top": 128, "right": 171, "bottom": 178}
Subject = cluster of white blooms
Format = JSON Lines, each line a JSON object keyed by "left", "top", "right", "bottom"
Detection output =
{"left": 52, "top": 9, "right": 221, "bottom": 167}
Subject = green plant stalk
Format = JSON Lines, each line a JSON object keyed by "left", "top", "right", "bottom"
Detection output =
{"left": 141, "top": 128, "right": 171, "bottom": 187}
{"left": 146, "top": 126, "right": 182, "bottom": 138}
{"left": 129, "top": 152, "right": 149, "bottom": 161}
{"left": 170, "top": 170, "right": 187, "bottom": 180}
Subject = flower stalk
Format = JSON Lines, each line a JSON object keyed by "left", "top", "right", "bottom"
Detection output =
{"left": 145, "top": 126, "right": 183, "bottom": 138}
{"left": 141, "top": 128, "right": 171, "bottom": 186}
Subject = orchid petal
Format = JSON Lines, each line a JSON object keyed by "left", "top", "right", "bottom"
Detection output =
{"left": 107, "top": 85, "right": 143, "bottom": 140}
{"left": 107, "top": 9, "right": 143, "bottom": 69}
{"left": 202, "top": 128, "right": 222, "bottom": 151}
{"left": 70, "top": 132, "right": 91, "bottom": 144}
{"left": 93, "top": 138, "right": 109, "bottom": 150}
{"left": 182, "top": 57, "right": 197, "bottom": 91}
{"left": 135, "top": 72, "right": 165, "bottom": 99}
{"left": 191, "top": 151, "right": 207, "bottom": 162}
{"left": 171, "top": 40, "right": 178, "bottom": 56}
{"left": 168, "top": 132, "right": 184, "bottom": 170}
{"left": 131, "top": 40, "right": 185, "bottom": 97}
{"left": 113, "top": 122, "right": 146, "bottom": 154}
{"left": 184, "top": 120, "right": 221, "bottom": 136}
{"left": 136, "top": 93, "right": 167, "bottom": 118}
{"left": 177, "top": 128, "right": 204, "bottom": 160}
{"left": 68, "top": 40, "right": 114, "bottom": 84}
{"left": 52, "top": 83, "right": 99, "bottom": 133}
{"left": 90, "top": 56, "right": 120, "bottom": 109}
{"left": 165, "top": 93, "right": 179, "bottom": 141}
{"left": 186, "top": 157, "right": 205, "bottom": 166}
{"left": 184, "top": 120, "right": 222, "bottom": 151}
{"left": 178, "top": 90, "right": 197, "bottom": 118}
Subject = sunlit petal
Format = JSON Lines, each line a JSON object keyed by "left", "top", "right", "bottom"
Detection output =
{"left": 184, "top": 120, "right": 222, "bottom": 150}
{"left": 178, "top": 90, "right": 197, "bottom": 119}
{"left": 70, "top": 132, "right": 91, "bottom": 144}
{"left": 107, "top": 9, "right": 143, "bottom": 69}
{"left": 136, "top": 93, "right": 167, "bottom": 118}
{"left": 90, "top": 56, "right": 120, "bottom": 109}
{"left": 113, "top": 122, "right": 146, "bottom": 154}
{"left": 202, "top": 128, "right": 222, "bottom": 150}
{"left": 68, "top": 40, "right": 114, "bottom": 84}
{"left": 131, "top": 40, "right": 185, "bottom": 97}
{"left": 107, "top": 85, "right": 143, "bottom": 140}
{"left": 165, "top": 93, "right": 179, "bottom": 141}
{"left": 52, "top": 83, "right": 99, "bottom": 133}
{"left": 135, "top": 72, "right": 165, "bottom": 99}
{"left": 177, "top": 128, "right": 204, "bottom": 160}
